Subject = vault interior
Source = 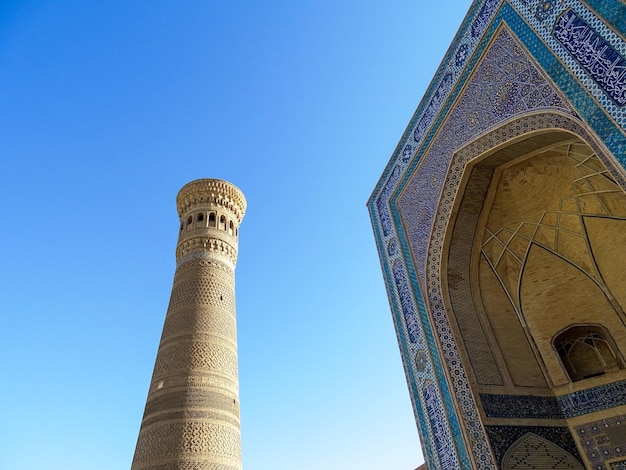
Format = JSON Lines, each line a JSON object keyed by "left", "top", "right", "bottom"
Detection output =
{"left": 446, "top": 131, "right": 626, "bottom": 390}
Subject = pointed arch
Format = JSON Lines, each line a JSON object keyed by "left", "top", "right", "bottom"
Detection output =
{"left": 502, "top": 433, "right": 583, "bottom": 470}
{"left": 554, "top": 324, "right": 623, "bottom": 382}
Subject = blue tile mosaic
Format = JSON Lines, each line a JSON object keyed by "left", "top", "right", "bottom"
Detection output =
{"left": 481, "top": 394, "right": 563, "bottom": 419}
{"left": 558, "top": 379, "right": 626, "bottom": 418}
{"left": 393, "top": 261, "right": 422, "bottom": 344}
{"left": 554, "top": 9, "right": 626, "bottom": 106}
{"left": 509, "top": 0, "right": 626, "bottom": 131}
{"left": 368, "top": 207, "right": 464, "bottom": 469}
{"left": 400, "top": 26, "right": 571, "bottom": 280}
{"left": 424, "top": 382, "right": 460, "bottom": 469}
{"left": 395, "top": 25, "right": 579, "bottom": 468}
{"left": 481, "top": 380, "right": 626, "bottom": 421}
{"left": 368, "top": 1, "right": 626, "bottom": 469}
{"left": 586, "top": 0, "right": 626, "bottom": 35}
{"left": 376, "top": 164, "right": 403, "bottom": 237}
{"left": 577, "top": 415, "right": 626, "bottom": 470}
{"left": 485, "top": 425, "right": 582, "bottom": 468}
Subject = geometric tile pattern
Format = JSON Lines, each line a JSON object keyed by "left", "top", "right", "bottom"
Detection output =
{"left": 577, "top": 415, "right": 626, "bottom": 470}
{"left": 401, "top": 26, "right": 572, "bottom": 281}
{"left": 391, "top": 258, "right": 462, "bottom": 469}
{"left": 400, "top": 26, "right": 582, "bottom": 466}
{"left": 510, "top": 0, "right": 626, "bottom": 132}
{"left": 424, "top": 382, "right": 459, "bottom": 469}
{"left": 559, "top": 379, "right": 626, "bottom": 418}
{"left": 368, "top": 1, "right": 626, "bottom": 468}
{"left": 481, "top": 394, "right": 563, "bottom": 420}
{"left": 413, "top": 110, "right": 597, "bottom": 468}
{"left": 419, "top": 109, "right": 622, "bottom": 466}
{"left": 481, "top": 379, "right": 626, "bottom": 420}
{"left": 486, "top": 426, "right": 583, "bottom": 469}
{"left": 502, "top": 433, "right": 582, "bottom": 469}
{"left": 554, "top": 10, "right": 626, "bottom": 107}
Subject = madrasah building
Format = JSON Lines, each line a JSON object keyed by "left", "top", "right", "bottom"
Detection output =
{"left": 368, "top": 1, "right": 626, "bottom": 469}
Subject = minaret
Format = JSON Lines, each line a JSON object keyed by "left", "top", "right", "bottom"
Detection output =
{"left": 132, "top": 178, "right": 246, "bottom": 470}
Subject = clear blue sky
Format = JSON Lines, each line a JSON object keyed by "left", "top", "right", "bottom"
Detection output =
{"left": 0, "top": 1, "right": 471, "bottom": 469}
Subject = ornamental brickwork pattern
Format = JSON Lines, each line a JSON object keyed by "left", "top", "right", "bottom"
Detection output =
{"left": 132, "top": 179, "right": 246, "bottom": 470}
{"left": 145, "top": 464, "right": 238, "bottom": 470}
{"left": 152, "top": 339, "right": 239, "bottom": 380}
{"left": 167, "top": 275, "right": 236, "bottom": 313}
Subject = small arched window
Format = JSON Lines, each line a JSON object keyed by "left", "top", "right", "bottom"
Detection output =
{"left": 219, "top": 215, "right": 226, "bottom": 230}
{"left": 555, "top": 325, "right": 622, "bottom": 382}
{"left": 209, "top": 212, "right": 216, "bottom": 227}
{"left": 187, "top": 215, "right": 193, "bottom": 226}
{"left": 197, "top": 213, "right": 204, "bottom": 223}
{"left": 229, "top": 220, "right": 234, "bottom": 235}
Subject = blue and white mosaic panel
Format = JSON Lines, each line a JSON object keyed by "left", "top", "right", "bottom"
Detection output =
{"left": 399, "top": 26, "right": 577, "bottom": 467}
{"left": 559, "top": 379, "right": 626, "bottom": 418}
{"left": 376, "top": 0, "right": 507, "bottom": 227}
{"left": 389, "top": 257, "right": 462, "bottom": 469}
{"left": 370, "top": 1, "right": 626, "bottom": 469}
{"left": 509, "top": 0, "right": 626, "bottom": 129}
{"left": 400, "top": 26, "right": 572, "bottom": 281}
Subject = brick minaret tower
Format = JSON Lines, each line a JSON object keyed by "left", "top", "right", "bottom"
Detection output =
{"left": 132, "top": 178, "right": 246, "bottom": 470}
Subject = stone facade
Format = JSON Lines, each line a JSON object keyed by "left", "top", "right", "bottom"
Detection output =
{"left": 369, "top": 1, "right": 626, "bottom": 469}
{"left": 132, "top": 179, "right": 246, "bottom": 470}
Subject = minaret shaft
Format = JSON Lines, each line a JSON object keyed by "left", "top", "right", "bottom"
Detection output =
{"left": 132, "top": 179, "right": 246, "bottom": 470}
